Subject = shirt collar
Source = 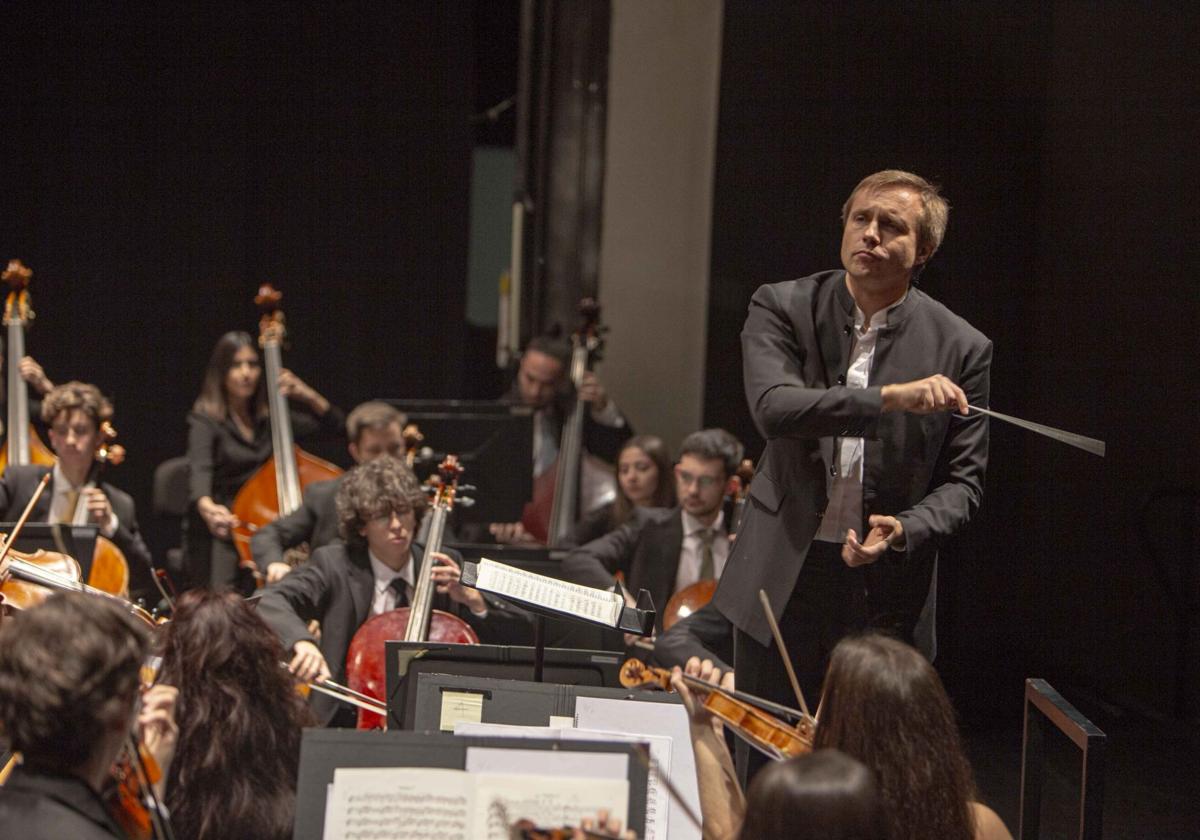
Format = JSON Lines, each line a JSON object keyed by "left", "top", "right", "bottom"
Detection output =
{"left": 368, "top": 549, "right": 413, "bottom": 591}
{"left": 853, "top": 288, "right": 909, "bottom": 332}
{"left": 52, "top": 462, "right": 90, "bottom": 493}
{"left": 681, "top": 508, "right": 725, "bottom": 538}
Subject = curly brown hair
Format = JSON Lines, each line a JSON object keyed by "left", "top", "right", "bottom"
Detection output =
{"left": 813, "top": 634, "right": 978, "bottom": 840}
{"left": 336, "top": 456, "right": 427, "bottom": 549}
{"left": 159, "top": 589, "right": 315, "bottom": 840}
{"left": 0, "top": 592, "right": 147, "bottom": 771}
{"left": 40, "top": 380, "right": 114, "bottom": 427}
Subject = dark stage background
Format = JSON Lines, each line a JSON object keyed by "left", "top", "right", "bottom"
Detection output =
{"left": 1, "top": 1, "right": 1197, "bottom": 728}
{"left": 706, "top": 1, "right": 1200, "bottom": 723}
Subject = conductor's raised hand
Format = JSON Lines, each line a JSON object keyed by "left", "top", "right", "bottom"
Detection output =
{"left": 881, "top": 374, "right": 969, "bottom": 415}
{"left": 842, "top": 515, "right": 903, "bottom": 567}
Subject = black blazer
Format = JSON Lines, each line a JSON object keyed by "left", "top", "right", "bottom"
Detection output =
{"left": 0, "top": 767, "right": 125, "bottom": 839}
{"left": 714, "top": 272, "right": 991, "bottom": 656}
{"left": 256, "top": 541, "right": 533, "bottom": 724}
{"left": 249, "top": 475, "right": 342, "bottom": 573}
{"left": 562, "top": 506, "right": 683, "bottom": 633}
{"left": 650, "top": 601, "right": 734, "bottom": 673}
{"left": 0, "top": 464, "right": 157, "bottom": 602}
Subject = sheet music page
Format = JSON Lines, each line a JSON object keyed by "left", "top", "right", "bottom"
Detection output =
{"left": 464, "top": 745, "right": 629, "bottom": 781}
{"left": 574, "top": 697, "right": 702, "bottom": 840}
{"left": 470, "top": 772, "right": 630, "bottom": 840}
{"left": 322, "top": 767, "right": 473, "bottom": 840}
{"left": 476, "top": 557, "right": 623, "bottom": 625}
{"left": 561, "top": 728, "right": 674, "bottom": 840}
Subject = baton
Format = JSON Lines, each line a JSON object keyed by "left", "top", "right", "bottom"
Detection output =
{"left": 968, "top": 405, "right": 1105, "bottom": 458}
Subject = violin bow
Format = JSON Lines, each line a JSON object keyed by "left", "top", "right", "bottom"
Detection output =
{"left": 967, "top": 404, "right": 1105, "bottom": 457}
{"left": 0, "top": 473, "right": 52, "bottom": 571}
{"left": 631, "top": 742, "right": 703, "bottom": 834}
{"left": 758, "top": 589, "right": 813, "bottom": 721}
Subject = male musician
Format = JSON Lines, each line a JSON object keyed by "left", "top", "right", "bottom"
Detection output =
{"left": 257, "top": 456, "right": 531, "bottom": 726}
{"left": 714, "top": 170, "right": 991, "bottom": 749}
{"left": 562, "top": 428, "right": 743, "bottom": 635}
{"left": 0, "top": 592, "right": 178, "bottom": 839}
{"left": 489, "top": 335, "right": 633, "bottom": 543}
{"left": 250, "top": 400, "right": 412, "bottom": 583}
{"left": 0, "top": 382, "right": 156, "bottom": 603}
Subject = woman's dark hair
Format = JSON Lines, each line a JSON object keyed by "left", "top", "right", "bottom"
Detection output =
{"left": 611, "top": 435, "right": 676, "bottom": 527}
{"left": 336, "top": 456, "right": 428, "bottom": 549}
{"left": 0, "top": 593, "right": 147, "bottom": 772}
{"left": 739, "top": 749, "right": 885, "bottom": 840}
{"left": 814, "top": 634, "right": 978, "bottom": 840}
{"left": 159, "top": 590, "right": 315, "bottom": 840}
{"left": 192, "top": 330, "right": 267, "bottom": 421}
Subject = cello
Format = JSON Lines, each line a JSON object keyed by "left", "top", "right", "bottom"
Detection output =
{"left": 345, "top": 455, "right": 479, "bottom": 729}
{"left": 521, "top": 299, "right": 616, "bottom": 545}
{"left": 661, "top": 458, "right": 754, "bottom": 631}
{"left": 230, "top": 284, "right": 342, "bottom": 579}
{"left": 0, "top": 259, "right": 56, "bottom": 474}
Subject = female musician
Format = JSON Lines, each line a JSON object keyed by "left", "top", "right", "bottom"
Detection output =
{"left": 673, "top": 636, "right": 1012, "bottom": 840}
{"left": 0, "top": 382, "right": 156, "bottom": 602}
{"left": 256, "top": 456, "right": 531, "bottom": 726}
{"left": 562, "top": 435, "right": 676, "bottom": 548}
{"left": 0, "top": 592, "right": 178, "bottom": 839}
{"left": 185, "top": 330, "right": 343, "bottom": 590}
{"left": 158, "top": 590, "right": 315, "bottom": 840}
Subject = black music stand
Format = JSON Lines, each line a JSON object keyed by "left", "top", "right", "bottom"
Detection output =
{"left": 0, "top": 522, "right": 99, "bottom": 580}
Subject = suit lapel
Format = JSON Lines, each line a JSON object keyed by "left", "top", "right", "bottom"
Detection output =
{"left": 346, "top": 546, "right": 375, "bottom": 627}
{"left": 34, "top": 467, "right": 55, "bottom": 522}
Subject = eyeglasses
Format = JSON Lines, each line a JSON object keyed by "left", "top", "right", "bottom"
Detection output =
{"left": 367, "top": 507, "right": 416, "bottom": 526}
{"left": 675, "top": 467, "right": 721, "bottom": 490}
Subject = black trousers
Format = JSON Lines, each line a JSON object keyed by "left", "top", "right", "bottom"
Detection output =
{"left": 732, "top": 540, "right": 871, "bottom": 785}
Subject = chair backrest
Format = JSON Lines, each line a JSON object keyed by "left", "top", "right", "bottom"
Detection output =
{"left": 152, "top": 456, "right": 191, "bottom": 518}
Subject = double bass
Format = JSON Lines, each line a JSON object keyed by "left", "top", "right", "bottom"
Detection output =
{"left": 230, "top": 284, "right": 342, "bottom": 579}
{"left": 0, "top": 259, "right": 56, "bottom": 474}
{"left": 345, "top": 455, "right": 479, "bottom": 729}
{"left": 522, "top": 299, "right": 616, "bottom": 546}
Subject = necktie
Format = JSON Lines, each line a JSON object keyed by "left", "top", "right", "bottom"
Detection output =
{"left": 698, "top": 528, "right": 716, "bottom": 580}
{"left": 388, "top": 576, "right": 410, "bottom": 609}
{"left": 58, "top": 488, "right": 80, "bottom": 524}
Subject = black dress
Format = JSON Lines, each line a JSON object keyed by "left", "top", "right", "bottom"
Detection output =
{"left": 184, "top": 404, "right": 344, "bottom": 589}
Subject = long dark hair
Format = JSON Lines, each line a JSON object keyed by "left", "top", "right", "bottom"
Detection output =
{"left": 738, "top": 749, "right": 885, "bottom": 840}
{"left": 159, "top": 590, "right": 315, "bottom": 840}
{"left": 192, "top": 330, "right": 267, "bottom": 421}
{"left": 610, "top": 435, "right": 676, "bottom": 527}
{"left": 814, "top": 634, "right": 978, "bottom": 840}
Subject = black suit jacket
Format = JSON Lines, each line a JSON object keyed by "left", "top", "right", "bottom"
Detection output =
{"left": 0, "top": 767, "right": 125, "bottom": 839}
{"left": 256, "top": 541, "right": 533, "bottom": 724}
{"left": 0, "top": 464, "right": 157, "bottom": 602}
{"left": 249, "top": 475, "right": 342, "bottom": 573}
{"left": 714, "top": 272, "right": 991, "bottom": 657}
{"left": 562, "top": 506, "right": 683, "bottom": 633}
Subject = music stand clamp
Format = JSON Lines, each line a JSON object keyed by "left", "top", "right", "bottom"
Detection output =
{"left": 461, "top": 560, "right": 655, "bottom": 683}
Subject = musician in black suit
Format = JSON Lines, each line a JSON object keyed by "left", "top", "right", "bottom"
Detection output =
{"left": 488, "top": 335, "right": 634, "bottom": 544}
{"left": 0, "top": 593, "right": 179, "bottom": 839}
{"left": 257, "top": 456, "right": 532, "bottom": 726}
{"left": 250, "top": 401, "right": 409, "bottom": 583}
{"left": 562, "top": 428, "right": 743, "bottom": 635}
{"left": 0, "top": 382, "right": 156, "bottom": 603}
{"left": 714, "top": 171, "right": 991, "bottom": 743}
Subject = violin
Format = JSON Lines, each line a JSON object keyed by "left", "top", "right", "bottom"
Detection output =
{"left": 106, "top": 737, "right": 174, "bottom": 840}
{"left": 619, "top": 657, "right": 815, "bottom": 760}
{"left": 345, "top": 455, "right": 479, "bottom": 729}
{"left": 0, "top": 259, "right": 56, "bottom": 475}
{"left": 230, "top": 284, "right": 342, "bottom": 582}
{"left": 521, "top": 299, "right": 618, "bottom": 546}
{"left": 661, "top": 458, "right": 755, "bottom": 631}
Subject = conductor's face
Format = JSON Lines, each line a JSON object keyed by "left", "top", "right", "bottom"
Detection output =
{"left": 517, "top": 350, "right": 565, "bottom": 409}
{"left": 840, "top": 186, "right": 929, "bottom": 289}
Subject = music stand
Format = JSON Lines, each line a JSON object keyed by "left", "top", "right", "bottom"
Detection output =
{"left": 0, "top": 522, "right": 99, "bottom": 580}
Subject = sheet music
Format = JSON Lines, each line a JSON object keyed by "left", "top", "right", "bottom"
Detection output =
{"left": 562, "top": 728, "right": 673, "bottom": 840}
{"left": 575, "top": 697, "right": 702, "bottom": 840}
{"left": 322, "top": 767, "right": 472, "bottom": 840}
{"left": 475, "top": 557, "right": 623, "bottom": 625}
{"left": 471, "top": 772, "right": 630, "bottom": 840}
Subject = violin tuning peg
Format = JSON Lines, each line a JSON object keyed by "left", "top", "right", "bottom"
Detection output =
{"left": 458, "top": 484, "right": 477, "bottom": 492}
{"left": 456, "top": 497, "right": 476, "bottom": 508}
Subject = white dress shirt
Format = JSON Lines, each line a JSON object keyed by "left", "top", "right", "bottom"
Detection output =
{"left": 674, "top": 509, "right": 729, "bottom": 593}
{"left": 49, "top": 463, "right": 118, "bottom": 538}
{"left": 815, "top": 294, "right": 905, "bottom": 544}
{"left": 368, "top": 550, "right": 413, "bottom": 617}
